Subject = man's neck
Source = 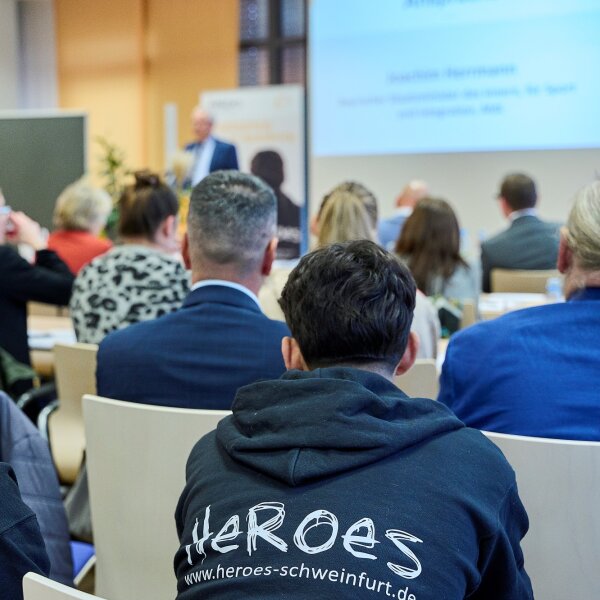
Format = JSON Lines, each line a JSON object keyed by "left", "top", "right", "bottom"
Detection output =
{"left": 191, "top": 269, "right": 263, "bottom": 297}
{"left": 564, "top": 266, "right": 600, "bottom": 299}
{"left": 508, "top": 208, "right": 537, "bottom": 222}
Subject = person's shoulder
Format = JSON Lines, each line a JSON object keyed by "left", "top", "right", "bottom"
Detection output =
{"left": 481, "top": 225, "right": 511, "bottom": 251}
{"left": 0, "top": 463, "right": 36, "bottom": 533}
{"left": 213, "top": 137, "right": 236, "bottom": 150}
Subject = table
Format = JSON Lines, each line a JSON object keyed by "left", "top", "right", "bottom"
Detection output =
{"left": 28, "top": 315, "right": 75, "bottom": 377}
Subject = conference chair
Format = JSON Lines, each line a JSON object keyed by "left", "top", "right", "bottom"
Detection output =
{"left": 83, "top": 395, "right": 230, "bottom": 600}
{"left": 23, "top": 572, "right": 106, "bottom": 600}
{"left": 40, "top": 343, "right": 98, "bottom": 484}
{"left": 394, "top": 358, "right": 439, "bottom": 399}
{"left": 490, "top": 268, "right": 561, "bottom": 293}
{"left": 484, "top": 431, "right": 600, "bottom": 599}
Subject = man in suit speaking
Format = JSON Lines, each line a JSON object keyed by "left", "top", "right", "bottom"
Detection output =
{"left": 185, "top": 106, "right": 239, "bottom": 186}
{"left": 481, "top": 173, "right": 560, "bottom": 292}
{"left": 96, "top": 171, "right": 290, "bottom": 410}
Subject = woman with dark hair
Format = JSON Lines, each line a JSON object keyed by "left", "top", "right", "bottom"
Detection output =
{"left": 70, "top": 171, "right": 190, "bottom": 344}
{"left": 395, "top": 197, "right": 479, "bottom": 305}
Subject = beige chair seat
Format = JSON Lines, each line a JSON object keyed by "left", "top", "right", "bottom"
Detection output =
{"left": 490, "top": 268, "right": 562, "bottom": 293}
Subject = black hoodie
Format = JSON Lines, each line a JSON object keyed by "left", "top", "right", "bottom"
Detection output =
{"left": 175, "top": 367, "right": 532, "bottom": 599}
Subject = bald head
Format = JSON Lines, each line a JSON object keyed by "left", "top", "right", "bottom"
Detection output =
{"left": 396, "top": 180, "right": 428, "bottom": 209}
{"left": 191, "top": 106, "right": 214, "bottom": 142}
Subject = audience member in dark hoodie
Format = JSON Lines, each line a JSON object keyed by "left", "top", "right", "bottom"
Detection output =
{"left": 174, "top": 240, "right": 533, "bottom": 600}
{"left": 0, "top": 462, "right": 50, "bottom": 599}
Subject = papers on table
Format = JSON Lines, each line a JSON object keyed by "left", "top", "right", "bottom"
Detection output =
{"left": 28, "top": 329, "right": 76, "bottom": 350}
{"left": 478, "top": 293, "right": 554, "bottom": 316}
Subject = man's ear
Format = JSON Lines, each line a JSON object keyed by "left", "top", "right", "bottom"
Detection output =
{"left": 261, "top": 237, "right": 278, "bottom": 276}
{"left": 182, "top": 232, "right": 192, "bottom": 270}
{"left": 394, "top": 331, "right": 419, "bottom": 377}
{"left": 499, "top": 197, "right": 512, "bottom": 219}
{"left": 281, "top": 336, "right": 309, "bottom": 371}
{"left": 557, "top": 229, "right": 572, "bottom": 274}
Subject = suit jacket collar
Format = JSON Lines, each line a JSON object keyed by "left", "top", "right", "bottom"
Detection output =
{"left": 509, "top": 214, "right": 541, "bottom": 228}
{"left": 183, "top": 284, "right": 263, "bottom": 313}
{"left": 568, "top": 287, "right": 600, "bottom": 303}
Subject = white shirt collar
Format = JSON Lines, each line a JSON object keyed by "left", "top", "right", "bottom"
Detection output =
{"left": 509, "top": 208, "right": 537, "bottom": 222}
{"left": 191, "top": 279, "right": 260, "bottom": 308}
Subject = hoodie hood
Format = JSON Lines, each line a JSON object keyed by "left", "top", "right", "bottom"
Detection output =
{"left": 216, "top": 367, "right": 464, "bottom": 486}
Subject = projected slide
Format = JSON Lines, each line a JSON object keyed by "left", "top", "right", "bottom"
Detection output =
{"left": 310, "top": 0, "right": 600, "bottom": 155}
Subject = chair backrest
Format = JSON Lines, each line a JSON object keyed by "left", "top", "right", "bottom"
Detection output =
{"left": 459, "top": 300, "right": 477, "bottom": 329}
{"left": 83, "top": 395, "right": 230, "bottom": 600}
{"left": 394, "top": 358, "right": 439, "bottom": 399}
{"left": 484, "top": 431, "right": 600, "bottom": 599}
{"left": 23, "top": 572, "right": 104, "bottom": 600}
{"left": 490, "top": 268, "right": 561, "bottom": 293}
{"left": 49, "top": 343, "right": 98, "bottom": 484}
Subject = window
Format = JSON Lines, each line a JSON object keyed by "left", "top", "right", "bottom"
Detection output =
{"left": 239, "top": 0, "right": 307, "bottom": 86}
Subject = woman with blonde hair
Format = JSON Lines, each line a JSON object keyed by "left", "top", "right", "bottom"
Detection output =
{"left": 316, "top": 190, "right": 375, "bottom": 247}
{"left": 47, "top": 178, "right": 113, "bottom": 274}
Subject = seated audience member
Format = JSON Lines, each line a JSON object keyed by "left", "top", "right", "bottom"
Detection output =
{"left": 378, "top": 179, "right": 428, "bottom": 250}
{"left": 0, "top": 392, "right": 72, "bottom": 584}
{"left": 438, "top": 181, "right": 600, "bottom": 440}
{"left": 0, "top": 209, "right": 73, "bottom": 365}
{"left": 70, "top": 171, "right": 189, "bottom": 344}
{"left": 481, "top": 173, "right": 560, "bottom": 292}
{"left": 261, "top": 181, "right": 440, "bottom": 358}
{"left": 96, "top": 171, "right": 290, "bottom": 409}
{"left": 395, "top": 197, "right": 479, "bottom": 307}
{"left": 47, "top": 177, "right": 112, "bottom": 274}
{"left": 174, "top": 240, "right": 532, "bottom": 600}
{"left": 0, "top": 462, "right": 50, "bottom": 600}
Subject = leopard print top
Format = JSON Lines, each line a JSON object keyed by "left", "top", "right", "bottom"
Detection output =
{"left": 70, "top": 245, "right": 190, "bottom": 344}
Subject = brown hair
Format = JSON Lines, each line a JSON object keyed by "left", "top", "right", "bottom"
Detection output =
{"left": 395, "top": 197, "right": 467, "bottom": 294}
{"left": 118, "top": 171, "right": 178, "bottom": 241}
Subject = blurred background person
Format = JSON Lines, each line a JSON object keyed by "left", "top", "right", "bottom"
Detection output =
{"left": 184, "top": 107, "right": 239, "bottom": 187}
{"left": 251, "top": 150, "right": 301, "bottom": 260}
{"left": 47, "top": 177, "right": 112, "bottom": 274}
{"left": 70, "top": 171, "right": 189, "bottom": 344}
{"left": 0, "top": 207, "right": 73, "bottom": 366}
{"left": 395, "top": 197, "right": 480, "bottom": 308}
{"left": 378, "top": 179, "right": 429, "bottom": 250}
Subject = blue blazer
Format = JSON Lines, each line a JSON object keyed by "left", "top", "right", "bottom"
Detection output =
{"left": 438, "top": 287, "right": 600, "bottom": 441}
{"left": 185, "top": 138, "right": 239, "bottom": 173}
{"left": 97, "top": 285, "right": 290, "bottom": 410}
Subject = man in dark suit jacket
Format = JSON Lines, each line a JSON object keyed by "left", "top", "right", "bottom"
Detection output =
{"left": 481, "top": 173, "right": 560, "bottom": 292}
{"left": 184, "top": 107, "right": 239, "bottom": 187}
{"left": 439, "top": 181, "right": 600, "bottom": 441}
{"left": 97, "top": 171, "right": 290, "bottom": 410}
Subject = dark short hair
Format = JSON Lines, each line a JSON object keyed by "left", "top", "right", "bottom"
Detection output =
{"left": 118, "top": 171, "right": 178, "bottom": 240}
{"left": 279, "top": 240, "right": 416, "bottom": 370}
{"left": 188, "top": 170, "right": 277, "bottom": 275}
{"left": 499, "top": 173, "right": 537, "bottom": 210}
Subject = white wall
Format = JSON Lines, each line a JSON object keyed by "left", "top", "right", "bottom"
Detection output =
{"left": 0, "top": 0, "right": 57, "bottom": 109}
